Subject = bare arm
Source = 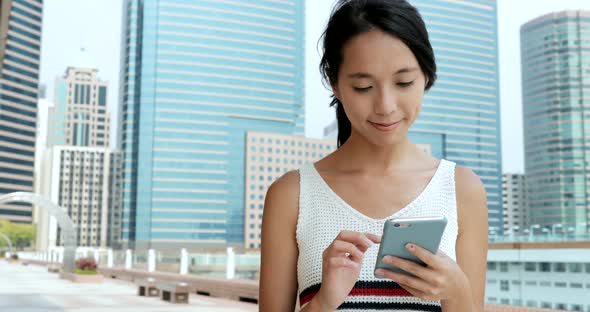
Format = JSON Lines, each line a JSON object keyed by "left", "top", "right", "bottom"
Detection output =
{"left": 259, "top": 171, "right": 300, "bottom": 311}
{"left": 442, "top": 166, "right": 488, "bottom": 312}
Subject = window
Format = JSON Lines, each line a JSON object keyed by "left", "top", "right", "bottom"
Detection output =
{"left": 570, "top": 283, "right": 583, "bottom": 288}
{"left": 570, "top": 304, "right": 582, "bottom": 311}
{"left": 541, "top": 302, "right": 552, "bottom": 309}
{"left": 554, "top": 262, "right": 566, "bottom": 272}
{"left": 500, "top": 262, "right": 508, "bottom": 272}
{"left": 569, "top": 263, "right": 582, "bottom": 273}
{"left": 500, "top": 280, "right": 509, "bottom": 291}
{"left": 487, "top": 262, "right": 497, "bottom": 271}
{"left": 540, "top": 262, "right": 551, "bottom": 272}
{"left": 525, "top": 262, "right": 536, "bottom": 271}
{"left": 554, "top": 282, "right": 566, "bottom": 288}
{"left": 512, "top": 299, "right": 521, "bottom": 306}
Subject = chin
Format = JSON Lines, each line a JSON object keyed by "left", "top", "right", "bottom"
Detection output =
{"left": 363, "top": 130, "right": 407, "bottom": 147}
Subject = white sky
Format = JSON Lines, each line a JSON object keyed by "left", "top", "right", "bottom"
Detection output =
{"left": 39, "top": 0, "right": 590, "bottom": 174}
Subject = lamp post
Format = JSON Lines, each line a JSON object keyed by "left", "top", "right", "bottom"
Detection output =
{"left": 551, "top": 223, "right": 563, "bottom": 236}
{"left": 529, "top": 224, "right": 540, "bottom": 241}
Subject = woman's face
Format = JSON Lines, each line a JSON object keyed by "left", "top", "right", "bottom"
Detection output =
{"left": 333, "top": 28, "right": 427, "bottom": 147}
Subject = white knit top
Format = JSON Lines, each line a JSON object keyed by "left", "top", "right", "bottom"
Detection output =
{"left": 296, "top": 159, "right": 458, "bottom": 311}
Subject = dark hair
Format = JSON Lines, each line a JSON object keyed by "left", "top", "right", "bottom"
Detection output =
{"left": 319, "top": 0, "right": 437, "bottom": 147}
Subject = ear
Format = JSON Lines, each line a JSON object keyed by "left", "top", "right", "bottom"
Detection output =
{"left": 331, "top": 81, "right": 342, "bottom": 101}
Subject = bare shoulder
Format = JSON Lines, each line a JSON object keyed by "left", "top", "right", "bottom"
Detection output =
{"left": 454, "top": 165, "right": 488, "bottom": 234}
{"left": 266, "top": 170, "right": 300, "bottom": 204}
{"left": 454, "top": 165, "right": 485, "bottom": 194}
{"left": 264, "top": 170, "right": 300, "bottom": 225}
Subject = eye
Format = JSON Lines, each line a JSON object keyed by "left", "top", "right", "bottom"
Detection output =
{"left": 397, "top": 81, "right": 415, "bottom": 87}
{"left": 353, "top": 86, "right": 372, "bottom": 93}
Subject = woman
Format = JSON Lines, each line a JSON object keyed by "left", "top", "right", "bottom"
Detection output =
{"left": 259, "top": 0, "right": 488, "bottom": 311}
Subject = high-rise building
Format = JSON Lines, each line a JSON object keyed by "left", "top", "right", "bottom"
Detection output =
{"left": 502, "top": 173, "right": 528, "bottom": 236}
{"left": 0, "top": 0, "right": 43, "bottom": 223}
{"left": 36, "top": 146, "right": 122, "bottom": 249}
{"left": 120, "top": 0, "right": 305, "bottom": 249}
{"left": 409, "top": 0, "right": 503, "bottom": 231}
{"left": 47, "top": 67, "right": 111, "bottom": 148}
{"left": 244, "top": 132, "right": 336, "bottom": 249}
{"left": 521, "top": 11, "right": 590, "bottom": 232}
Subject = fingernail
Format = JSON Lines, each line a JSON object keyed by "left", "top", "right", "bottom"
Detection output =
{"left": 375, "top": 269, "right": 384, "bottom": 278}
{"left": 383, "top": 256, "right": 392, "bottom": 263}
{"left": 364, "top": 238, "right": 373, "bottom": 246}
{"left": 406, "top": 243, "right": 414, "bottom": 250}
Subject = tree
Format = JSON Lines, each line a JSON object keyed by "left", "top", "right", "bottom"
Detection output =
{"left": 0, "top": 220, "right": 36, "bottom": 250}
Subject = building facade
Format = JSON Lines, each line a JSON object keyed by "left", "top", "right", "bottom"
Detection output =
{"left": 47, "top": 67, "right": 111, "bottom": 148}
{"left": 0, "top": 0, "right": 43, "bottom": 223}
{"left": 409, "top": 0, "right": 503, "bottom": 230}
{"left": 521, "top": 11, "right": 590, "bottom": 232}
{"left": 486, "top": 242, "right": 590, "bottom": 311}
{"left": 36, "top": 146, "right": 122, "bottom": 249}
{"left": 502, "top": 173, "right": 528, "bottom": 235}
{"left": 244, "top": 132, "right": 336, "bottom": 249}
{"left": 119, "top": 0, "right": 305, "bottom": 249}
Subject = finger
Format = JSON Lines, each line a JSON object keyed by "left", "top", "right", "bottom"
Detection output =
{"left": 365, "top": 233, "right": 381, "bottom": 244}
{"left": 382, "top": 256, "right": 437, "bottom": 283}
{"left": 336, "top": 231, "right": 374, "bottom": 251}
{"left": 328, "top": 256, "right": 361, "bottom": 270}
{"left": 374, "top": 269, "right": 433, "bottom": 295}
{"left": 329, "top": 240, "right": 364, "bottom": 261}
{"left": 405, "top": 243, "right": 437, "bottom": 268}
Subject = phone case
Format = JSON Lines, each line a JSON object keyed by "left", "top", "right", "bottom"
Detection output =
{"left": 374, "top": 216, "right": 447, "bottom": 278}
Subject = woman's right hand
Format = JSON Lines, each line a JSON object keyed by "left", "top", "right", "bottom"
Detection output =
{"left": 312, "top": 231, "right": 381, "bottom": 311}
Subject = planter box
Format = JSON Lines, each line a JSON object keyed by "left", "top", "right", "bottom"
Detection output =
{"left": 60, "top": 272, "right": 104, "bottom": 283}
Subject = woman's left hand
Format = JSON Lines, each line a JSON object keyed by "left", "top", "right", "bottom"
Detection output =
{"left": 374, "top": 243, "right": 470, "bottom": 301}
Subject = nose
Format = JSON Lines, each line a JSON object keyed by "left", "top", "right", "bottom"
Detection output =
{"left": 373, "top": 87, "right": 397, "bottom": 116}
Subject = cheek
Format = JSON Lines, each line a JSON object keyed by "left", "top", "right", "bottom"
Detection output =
{"left": 340, "top": 92, "right": 371, "bottom": 120}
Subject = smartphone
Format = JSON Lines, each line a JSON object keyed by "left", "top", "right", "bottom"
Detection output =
{"left": 374, "top": 216, "right": 447, "bottom": 278}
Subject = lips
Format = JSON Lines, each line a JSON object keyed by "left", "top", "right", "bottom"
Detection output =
{"left": 369, "top": 120, "right": 402, "bottom": 132}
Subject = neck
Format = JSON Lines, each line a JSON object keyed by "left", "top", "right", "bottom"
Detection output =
{"left": 336, "top": 130, "right": 422, "bottom": 175}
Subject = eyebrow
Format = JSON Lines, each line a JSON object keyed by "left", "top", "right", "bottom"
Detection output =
{"left": 347, "top": 67, "right": 419, "bottom": 79}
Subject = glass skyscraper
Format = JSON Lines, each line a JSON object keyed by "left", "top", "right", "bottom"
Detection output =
{"left": 120, "top": 0, "right": 304, "bottom": 249}
{"left": 521, "top": 11, "right": 590, "bottom": 231}
{"left": 0, "top": 0, "right": 43, "bottom": 223}
{"left": 411, "top": 0, "right": 503, "bottom": 230}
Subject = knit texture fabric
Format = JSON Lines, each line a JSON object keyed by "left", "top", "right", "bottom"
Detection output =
{"left": 296, "top": 159, "right": 458, "bottom": 311}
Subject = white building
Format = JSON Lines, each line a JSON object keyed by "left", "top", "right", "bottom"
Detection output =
{"left": 244, "top": 132, "right": 337, "bottom": 249}
{"left": 36, "top": 146, "right": 122, "bottom": 249}
{"left": 47, "top": 67, "right": 111, "bottom": 148}
{"left": 502, "top": 173, "right": 528, "bottom": 236}
{"left": 486, "top": 242, "right": 590, "bottom": 311}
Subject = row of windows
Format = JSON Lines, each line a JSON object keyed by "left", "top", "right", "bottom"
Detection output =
{"left": 488, "top": 261, "right": 590, "bottom": 273}
{"left": 487, "top": 295, "right": 588, "bottom": 311}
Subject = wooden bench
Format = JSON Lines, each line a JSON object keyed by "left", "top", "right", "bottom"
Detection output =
{"left": 157, "top": 281, "right": 190, "bottom": 303}
{"left": 47, "top": 264, "right": 60, "bottom": 273}
{"left": 136, "top": 277, "right": 159, "bottom": 297}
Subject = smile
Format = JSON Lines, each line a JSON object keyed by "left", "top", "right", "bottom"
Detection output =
{"left": 369, "top": 120, "right": 402, "bottom": 132}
